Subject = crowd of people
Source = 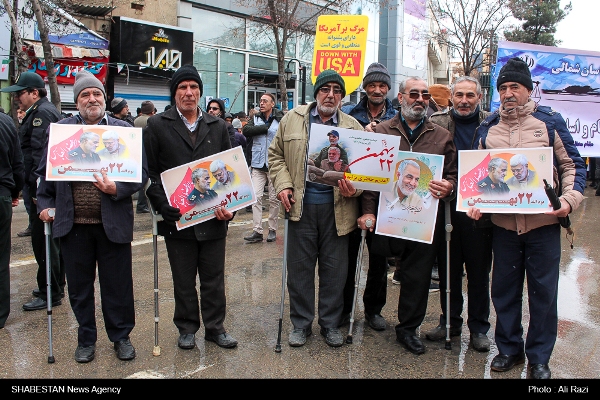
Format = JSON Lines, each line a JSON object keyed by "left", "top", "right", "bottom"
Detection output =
{"left": 0, "top": 60, "right": 590, "bottom": 380}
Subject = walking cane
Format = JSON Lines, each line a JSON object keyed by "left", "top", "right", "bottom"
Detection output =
{"left": 146, "top": 181, "right": 163, "bottom": 356}
{"left": 346, "top": 218, "right": 373, "bottom": 344}
{"left": 45, "top": 209, "right": 55, "bottom": 363}
{"left": 443, "top": 198, "right": 453, "bottom": 350}
{"left": 274, "top": 194, "right": 292, "bottom": 353}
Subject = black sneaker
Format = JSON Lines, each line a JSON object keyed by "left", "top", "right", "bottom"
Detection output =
{"left": 392, "top": 270, "right": 401, "bottom": 285}
{"left": 17, "top": 227, "right": 32, "bottom": 237}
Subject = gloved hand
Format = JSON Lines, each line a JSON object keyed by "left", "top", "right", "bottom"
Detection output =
{"left": 160, "top": 204, "right": 182, "bottom": 222}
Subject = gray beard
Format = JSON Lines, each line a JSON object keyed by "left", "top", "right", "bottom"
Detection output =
{"left": 401, "top": 105, "right": 427, "bottom": 121}
{"left": 317, "top": 102, "right": 338, "bottom": 117}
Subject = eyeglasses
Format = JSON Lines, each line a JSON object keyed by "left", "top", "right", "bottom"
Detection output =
{"left": 208, "top": 106, "right": 220, "bottom": 111}
{"left": 401, "top": 91, "right": 432, "bottom": 100}
{"left": 14, "top": 90, "right": 27, "bottom": 98}
{"left": 319, "top": 86, "right": 343, "bottom": 95}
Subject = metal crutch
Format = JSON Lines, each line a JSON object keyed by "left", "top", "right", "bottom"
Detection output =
{"left": 45, "top": 209, "right": 56, "bottom": 363}
{"left": 346, "top": 218, "right": 373, "bottom": 344}
{"left": 443, "top": 198, "right": 453, "bottom": 350}
{"left": 274, "top": 194, "right": 292, "bottom": 353}
{"left": 146, "top": 181, "right": 163, "bottom": 356}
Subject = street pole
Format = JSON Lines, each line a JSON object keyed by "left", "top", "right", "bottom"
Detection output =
{"left": 285, "top": 59, "right": 307, "bottom": 106}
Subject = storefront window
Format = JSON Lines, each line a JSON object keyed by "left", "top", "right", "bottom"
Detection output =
{"left": 248, "top": 21, "right": 295, "bottom": 58}
{"left": 219, "top": 51, "right": 246, "bottom": 114}
{"left": 194, "top": 45, "right": 218, "bottom": 109}
{"left": 191, "top": 7, "right": 246, "bottom": 49}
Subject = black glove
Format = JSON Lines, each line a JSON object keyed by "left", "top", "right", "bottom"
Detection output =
{"left": 160, "top": 204, "right": 182, "bottom": 222}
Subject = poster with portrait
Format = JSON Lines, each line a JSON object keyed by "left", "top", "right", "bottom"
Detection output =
{"left": 45, "top": 124, "right": 143, "bottom": 182}
{"left": 457, "top": 147, "right": 554, "bottom": 213}
{"left": 160, "top": 147, "right": 255, "bottom": 230}
{"left": 306, "top": 123, "right": 401, "bottom": 192}
{"left": 375, "top": 151, "right": 444, "bottom": 244}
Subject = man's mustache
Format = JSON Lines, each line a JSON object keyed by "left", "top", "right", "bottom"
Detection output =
{"left": 503, "top": 97, "right": 517, "bottom": 103}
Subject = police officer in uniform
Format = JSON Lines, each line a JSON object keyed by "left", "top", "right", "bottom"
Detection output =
{"left": 0, "top": 72, "right": 65, "bottom": 311}
{"left": 477, "top": 157, "right": 510, "bottom": 195}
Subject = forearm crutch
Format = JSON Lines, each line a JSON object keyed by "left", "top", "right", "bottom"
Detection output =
{"left": 45, "top": 209, "right": 55, "bottom": 363}
{"left": 146, "top": 181, "right": 163, "bottom": 356}
{"left": 346, "top": 218, "right": 373, "bottom": 344}
{"left": 275, "top": 194, "right": 292, "bottom": 353}
{"left": 443, "top": 198, "right": 453, "bottom": 350}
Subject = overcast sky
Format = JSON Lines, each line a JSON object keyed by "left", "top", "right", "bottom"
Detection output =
{"left": 554, "top": 0, "right": 598, "bottom": 52}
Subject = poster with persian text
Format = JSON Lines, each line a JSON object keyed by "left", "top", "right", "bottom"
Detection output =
{"left": 375, "top": 151, "right": 444, "bottom": 244}
{"left": 457, "top": 147, "right": 554, "bottom": 213}
{"left": 160, "top": 146, "right": 255, "bottom": 230}
{"left": 45, "top": 123, "right": 142, "bottom": 182}
{"left": 491, "top": 41, "right": 600, "bottom": 157}
{"left": 307, "top": 123, "right": 401, "bottom": 192}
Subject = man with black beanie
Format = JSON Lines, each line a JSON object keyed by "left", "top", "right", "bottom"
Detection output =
{"left": 468, "top": 56, "right": 586, "bottom": 379}
{"left": 144, "top": 64, "right": 238, "bottom": 350}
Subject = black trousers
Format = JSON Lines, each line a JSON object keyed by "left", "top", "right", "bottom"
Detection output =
{"left": 435, "top": 206, "right": 492, "bottom": 334}
{"left": 164, "top": 236, "right": 227, "bottom": 336}
{"left": 0, "top": 196, "right": 11, "bottom": 328}
{"left": 30, "top": 212, "right": 65, "bottom": 302}
{"left": 394, "top": 202, "right": 445, "bottom": 337}
{"left": 61, "top": 224, "right": 135, "bottom": 347}
{"left": 343, "top": 228, "right": 388, "bottom": 316}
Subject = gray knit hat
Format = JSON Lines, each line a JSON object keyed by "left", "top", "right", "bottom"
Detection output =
{"left": 313, "top": 69, "right": 346, "bottom": 98}
{"left": 111, "top": 97, "right": 128, "bottom": 113}
{"left": 73, "top": 70, "right": 106, "bottom": 101}
{"left": 497, "top": 57, "right": 533, "bottom": 91}
{"left": 363, "top": 62, "right": 391, "bottom": 90}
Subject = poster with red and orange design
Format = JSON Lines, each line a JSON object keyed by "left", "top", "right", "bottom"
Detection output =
{"left": 457, "top": 147, "right": 554, "bottom": 213}
{"left": 160, "top": 147, "right": 255, "bottom": 230}
{"left": 45, "top": 123, "right": 143, "bottom": 183}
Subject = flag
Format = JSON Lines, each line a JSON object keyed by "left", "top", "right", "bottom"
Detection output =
{"left": 169, "top": 167, "right": 196, "bottom": 214}
{"left": 48, "top": 127, "right": 82, "bottom": 167}
{"left": 459, "top": 153, "right": 491, "bottom": 199}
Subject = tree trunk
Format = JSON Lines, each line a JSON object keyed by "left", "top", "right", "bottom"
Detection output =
{"left": 30, "top": 0, "right": 61, "bottom": 112}
{"left": 2, "top": 0, "right": 29, "bottom": 123}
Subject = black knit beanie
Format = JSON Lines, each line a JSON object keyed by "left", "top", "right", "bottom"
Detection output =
{"left": 496, "top": 57, "right": 533, "bottom": 91}
{"left": 313, "top": 69, "right": 346, "bottom": 98}
{"left": 170, "top": 65, "right": 203, "bottom": 98}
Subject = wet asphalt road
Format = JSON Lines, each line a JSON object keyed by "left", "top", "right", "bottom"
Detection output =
{"left": 1, "top": 188, "right": 599, "bottom": 390}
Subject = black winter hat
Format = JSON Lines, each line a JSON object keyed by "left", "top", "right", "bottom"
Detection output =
{"left": 497, "top": 57, "right": 533, "bottom": 91}
{"left": 363, "top": 62, "right": 392, "bottom": 90}
{"left": 170, "top": 64, "right": 203, "bottom": 99}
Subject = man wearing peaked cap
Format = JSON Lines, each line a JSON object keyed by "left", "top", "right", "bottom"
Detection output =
{"left": 268, "top": 69, "right": 363, "bottom": 348}
{"left": 1, "top": 72, "right": 65, "bottom": 313}
{"left": 35, "top": 66, "right": 149, "bottom": 363}
{"left": 143, "top": 64, "right": 239, "bottom": 350}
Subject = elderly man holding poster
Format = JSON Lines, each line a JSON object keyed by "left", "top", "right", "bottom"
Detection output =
{"left": 269, "top": 69, "right": 363, "bottom": 348}
{"left": 359, "top": 76, "right": 457, "bottom": 355}
{"left": 468, "top": 57, "right": 585, "bottom": 379}
{"left": 143, "top": 65, "right": 238, "bottom": 351}
{"left": 36, "top": 70, "right": 148, "bottom": 363}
